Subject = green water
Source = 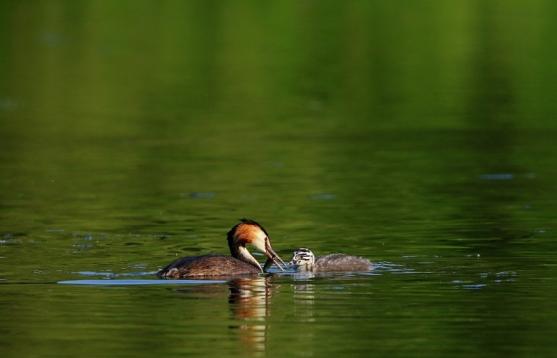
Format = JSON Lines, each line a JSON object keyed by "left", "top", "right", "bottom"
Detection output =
{"left": 2, "top": 1, "right": 557, "bottom": 357}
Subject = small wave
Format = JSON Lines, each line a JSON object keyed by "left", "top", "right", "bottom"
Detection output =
{"left": 58, "top": 279, "right": 227, "bottom": 286}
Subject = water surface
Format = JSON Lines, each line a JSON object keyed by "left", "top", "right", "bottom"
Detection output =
{"left": 1, "top": 1, "right": 557, "bottom": 357}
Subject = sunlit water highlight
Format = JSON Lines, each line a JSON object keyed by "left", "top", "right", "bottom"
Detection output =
{"left": 58, "top": 279, "right": 227, "bottom": 286}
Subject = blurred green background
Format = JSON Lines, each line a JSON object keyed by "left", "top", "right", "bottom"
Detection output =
{"left": 1, "top": 1, "right": 557, "bottom": 357}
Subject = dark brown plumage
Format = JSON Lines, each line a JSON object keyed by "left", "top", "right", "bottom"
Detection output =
{"left": 157, "top": 255, "right": 261, "bottom": 278}
{"left": 157, "top": 219, "right": 285, "bottom": 279}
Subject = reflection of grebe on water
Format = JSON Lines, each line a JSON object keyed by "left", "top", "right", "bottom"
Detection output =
{"left": 228, "top": 277, "right": 273, "bottom": 355}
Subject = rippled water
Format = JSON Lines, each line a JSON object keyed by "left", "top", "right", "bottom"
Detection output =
{"left": 2, "top": 1, "right": 557, "bottom": 357}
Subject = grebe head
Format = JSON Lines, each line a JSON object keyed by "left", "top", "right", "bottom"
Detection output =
{"left": 228, "top": 219, "right": 286, "bottom": 271}
{"left": 289, "top": 248, "right": 315, "bottom": 271}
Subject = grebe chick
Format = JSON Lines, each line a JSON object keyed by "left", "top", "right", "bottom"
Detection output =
{"left": 158, "top": 219, "right": 286, "bottom": 278}
{"left": 289, "top": 248, "right": 372, "bottom": 272}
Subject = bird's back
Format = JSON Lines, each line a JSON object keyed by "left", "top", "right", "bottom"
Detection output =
{"left": 157, "top": 255, "right": 261, "bottom": 278}
{"left": 315, "top": 254, "right": 372, "bottom": 272}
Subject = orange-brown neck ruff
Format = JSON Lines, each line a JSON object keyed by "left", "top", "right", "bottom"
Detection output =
{"left": 234, "top": 224, "right": 260, "bottom": 243}
{"left": 227, "top": 221, "right": 264, "bottom": 271}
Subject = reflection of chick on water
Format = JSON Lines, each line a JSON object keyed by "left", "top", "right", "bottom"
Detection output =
{"left": 228, "top": 277, "right": 272, "bottom": 355}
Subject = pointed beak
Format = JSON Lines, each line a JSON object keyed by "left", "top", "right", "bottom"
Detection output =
{"left": 265, "top": 237, "right": 286, "bottom": 271}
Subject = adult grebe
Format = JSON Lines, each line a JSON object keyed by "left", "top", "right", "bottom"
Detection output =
{"left": 289, "top": 248, "right": 372, "bottom": 272}
{"left": 157, "top": 219, "right": 286, "bottom": 278}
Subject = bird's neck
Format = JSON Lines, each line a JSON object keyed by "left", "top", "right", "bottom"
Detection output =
{"left": 298, "top": 261, "right": 315, "bottom": 272}
{"left": 230, "top": 242, "right": 263, "bottom": 272}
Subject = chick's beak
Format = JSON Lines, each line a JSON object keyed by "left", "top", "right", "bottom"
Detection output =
{"left": 264, "top": 237, "right": 286, "bottom": 271}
